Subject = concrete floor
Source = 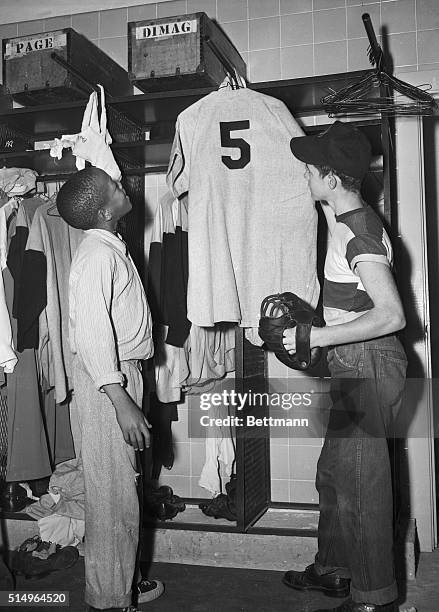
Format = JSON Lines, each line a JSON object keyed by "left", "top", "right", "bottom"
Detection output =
{"left": 8, "top": 548, "right": 439, "bottom": 612}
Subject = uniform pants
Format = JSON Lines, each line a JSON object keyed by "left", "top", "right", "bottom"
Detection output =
{"left": 73, "top": 357, "right": 142, "bottom": 609}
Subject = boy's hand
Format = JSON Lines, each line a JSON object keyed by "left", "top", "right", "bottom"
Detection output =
{"left": 102, "top": 383, "right": 151, "bottom": 451}
{"left": 114, "top": 397, "right": 151, "bottom": 451}
{"left": 283, "top": 327, "right": 322, "bottom": 353}
{"left": 282, "top": 328, "right": 296, "bottom": 354}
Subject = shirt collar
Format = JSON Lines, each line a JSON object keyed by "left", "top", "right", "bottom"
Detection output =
{"left": 335, "top": 205, "right": 368, "bottom": 223}
{"left": 85, "top": 229, "right": 128, "bottom": 256}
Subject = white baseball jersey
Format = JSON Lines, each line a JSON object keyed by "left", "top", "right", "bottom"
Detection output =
{"left": 167, "top": 86, "right": 319, "bottom": 328}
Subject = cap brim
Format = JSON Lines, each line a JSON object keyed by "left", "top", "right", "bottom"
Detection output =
{"left": 290, "top": 135, "right": 330, "bottom": 167}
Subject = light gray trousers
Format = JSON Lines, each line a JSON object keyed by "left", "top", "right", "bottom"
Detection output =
{"left": 73, "top": 357, "right": 142, "bottom": 609}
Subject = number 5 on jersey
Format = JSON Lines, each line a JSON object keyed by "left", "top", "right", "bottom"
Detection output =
{"left": 220, "top": 121, "right": 251, "bottom": 169}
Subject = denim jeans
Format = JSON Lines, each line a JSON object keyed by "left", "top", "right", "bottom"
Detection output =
{"left": 314, "top": 335, "right": 407, "bottom": 605}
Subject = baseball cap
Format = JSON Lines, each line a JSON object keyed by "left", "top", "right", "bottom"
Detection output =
{"left": 290, "top": 121, "right": 372, "bottom": 180}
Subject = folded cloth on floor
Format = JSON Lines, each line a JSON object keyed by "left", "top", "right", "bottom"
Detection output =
{"left": 31, "top": 540, "right": 56, "bottom": 560}
{"left": 10, "top": 544, "right": 79, "bottom": 578}
{"left": 38, "top": 514, "right": 85, "bottom": 548}
{"left": 26, "top": 457, "right": 84, "bottom": 521}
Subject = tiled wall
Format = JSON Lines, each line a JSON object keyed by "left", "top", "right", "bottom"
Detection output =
{"left": 1, "top": 0, "right": 438, "bottom": 85}
{"left": 1, "top": 0, "right": 436, "bottom": 502}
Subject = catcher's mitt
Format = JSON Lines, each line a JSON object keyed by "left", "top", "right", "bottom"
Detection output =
{"left": 258, "top": 292, "right": 324, "bottom": 370}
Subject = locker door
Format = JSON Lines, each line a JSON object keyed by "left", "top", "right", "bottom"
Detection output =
{"left": 235, "top": 328, "right": 271, "bottom": 532}
{"left": 396, "top": 114, "right": 437, "bottom": 551}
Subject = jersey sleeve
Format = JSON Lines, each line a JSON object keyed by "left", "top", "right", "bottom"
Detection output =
{"left": 167, "top": 116, "right": 189, "bottom": 198}
{"left": 16, "top": 210, "right": 47, "bottom": 351}
{"left": 346, "top": 233, "right": 391, "bottom": 272}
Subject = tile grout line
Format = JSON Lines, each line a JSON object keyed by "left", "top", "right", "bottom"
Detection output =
{"left": 345, "top": 0, "right": 349, "bottom": 71}
{"left": 246, "top": 0, "right": 251, "bottom": 82}
{"left": 311, "top": 0, "right": 316, "bottom": 78}
{"left": 279, "top": 0, "right": 282, "bottom": 78}
{"left": 414, "top": 0, "right": 419, "bottom": 69}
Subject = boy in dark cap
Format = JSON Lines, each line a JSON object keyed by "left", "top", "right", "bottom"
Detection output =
{"left": 283, "top": 122, "right": 407, "bottom": 612}
{"left": 57, "top": 167, "right": 163, "bottom": 611}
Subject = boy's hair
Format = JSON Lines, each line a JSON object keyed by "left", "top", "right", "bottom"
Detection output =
{"left": 315, "top": 164, "right": 362, "bottom": 194}
{"left": 57, "top": 167, "right": 108, "bottom": 230}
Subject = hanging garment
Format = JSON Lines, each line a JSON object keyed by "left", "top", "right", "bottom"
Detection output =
{"left": 50, "top": 85, "right": 121, "bottom": 182}
{"left": 0, "top": 167, "right": 38, "bottom": 197}
{"left": 42, "top": 378, "right": 75, "bottom": 467}
{"left": 5, "top": 197, "right": 74, "bottom": 480}
{"left": 153, "top": 325, "right": 184, "bottom": 403}
{"left": 4, "top": 266, "right": 52, "bottom": 482}
{"left": 0, "top": 188, "right": 8, "bottom": 206}
{"left": 148, "top": 393, "right": 178, "bottom": 475}
{"left": 148, "top": 192, "right": 235, "bottom": 403}
{"left": 153, "top": 323, "right": 235, "bottom": 403}
{"left": 0, "top": 198, "right": 19, "bottom": 373}
{"left": 0, "top": 198, "right": 19, "bottom": 270}
{"left": 180, "top": 323, "right": 235, "bottom": 393}
{"left": 6, "top": 197, "right": 52, "bottom": 481}
{"left": 7, "top": 196, "right": 44, "bottom": 320}
{"left": 167, "top": 86, "right": 319, "bottom": 328}
{"left": 198, "top": 401, "right": 235, "bottom": 496}
{"left": 148, "top": 191, "right": 178, "bottom": 325}
{"left": 16, "top": 201, "right": 84, "bottom": 402}
{"left": 147, "top": 191, "right": 190, "bottom": 346}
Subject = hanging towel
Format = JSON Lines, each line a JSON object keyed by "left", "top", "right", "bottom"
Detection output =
{"left": 198, "top": 402, "right": 235, "bottom": 496}
{"left": 50, "top": 85, "right": 121, "bottom": 181}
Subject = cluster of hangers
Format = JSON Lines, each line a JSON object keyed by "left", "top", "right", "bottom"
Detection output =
{"left": 322, "top": 13, "right": 437, "bottom": 117}
{"left": 202, "top": 36, "right": 245, "bottom": 90}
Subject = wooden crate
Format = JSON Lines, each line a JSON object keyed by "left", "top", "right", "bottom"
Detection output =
{"left": 128, "top": 12, "right": 247, "bottom": 92}
{"left": 3, "top": 28, "right": 133, "bottom": 106}
{"left": 0, "top": 85, "right": 12, "bottom": 112}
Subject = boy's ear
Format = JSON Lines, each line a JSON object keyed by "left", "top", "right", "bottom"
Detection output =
{"left": 327, "top": 174, "right": 337, "bottom": 190}
{"left": 98, "top": 207, "right": 112, "bottom": 221}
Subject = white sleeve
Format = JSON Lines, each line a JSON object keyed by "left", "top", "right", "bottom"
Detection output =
{"left": 73, "top": 253, "right": 124, "bottom": 391}
{"left": 166, "top": 115, "right": 190, "bottom": 198}
{"left": 0, "top": 274, "right": 17, "bottom": 373}
{"left": 0, "top": 205, "right": 17, "bottom": 372}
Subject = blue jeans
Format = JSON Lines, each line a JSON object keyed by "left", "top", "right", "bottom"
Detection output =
{"left": 314, "top": 335, "right": 407, "bottom": 605}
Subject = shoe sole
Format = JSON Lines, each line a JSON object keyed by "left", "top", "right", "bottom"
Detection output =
{"left": 282, "top": 576, "right": 349, "bottom": 598}
{"left": 137, "top": 582, "right": 165, "bottom": 604}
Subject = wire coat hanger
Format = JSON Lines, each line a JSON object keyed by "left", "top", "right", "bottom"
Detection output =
{"left": 47, "top": 182, "right": 62, "bottom": 217}
{"left": 322, "top": 13, "right": 437, "bottom": 117}
{"left": 202, "top": 35, "right": 243, "bottom": 90}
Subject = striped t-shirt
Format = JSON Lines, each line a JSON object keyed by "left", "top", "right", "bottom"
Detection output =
{"left": 323, "top": 206, "right": 393, "bottom": 326}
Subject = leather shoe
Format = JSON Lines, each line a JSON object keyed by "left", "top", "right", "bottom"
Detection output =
{"left": 314, "top": 597, "right": 399, "bottom": 611}
{"left": 282, "top": 563, "right": 350, "bottom": 598}
{"left": 0, "top": 482, "right": 29, "bottom": 512}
